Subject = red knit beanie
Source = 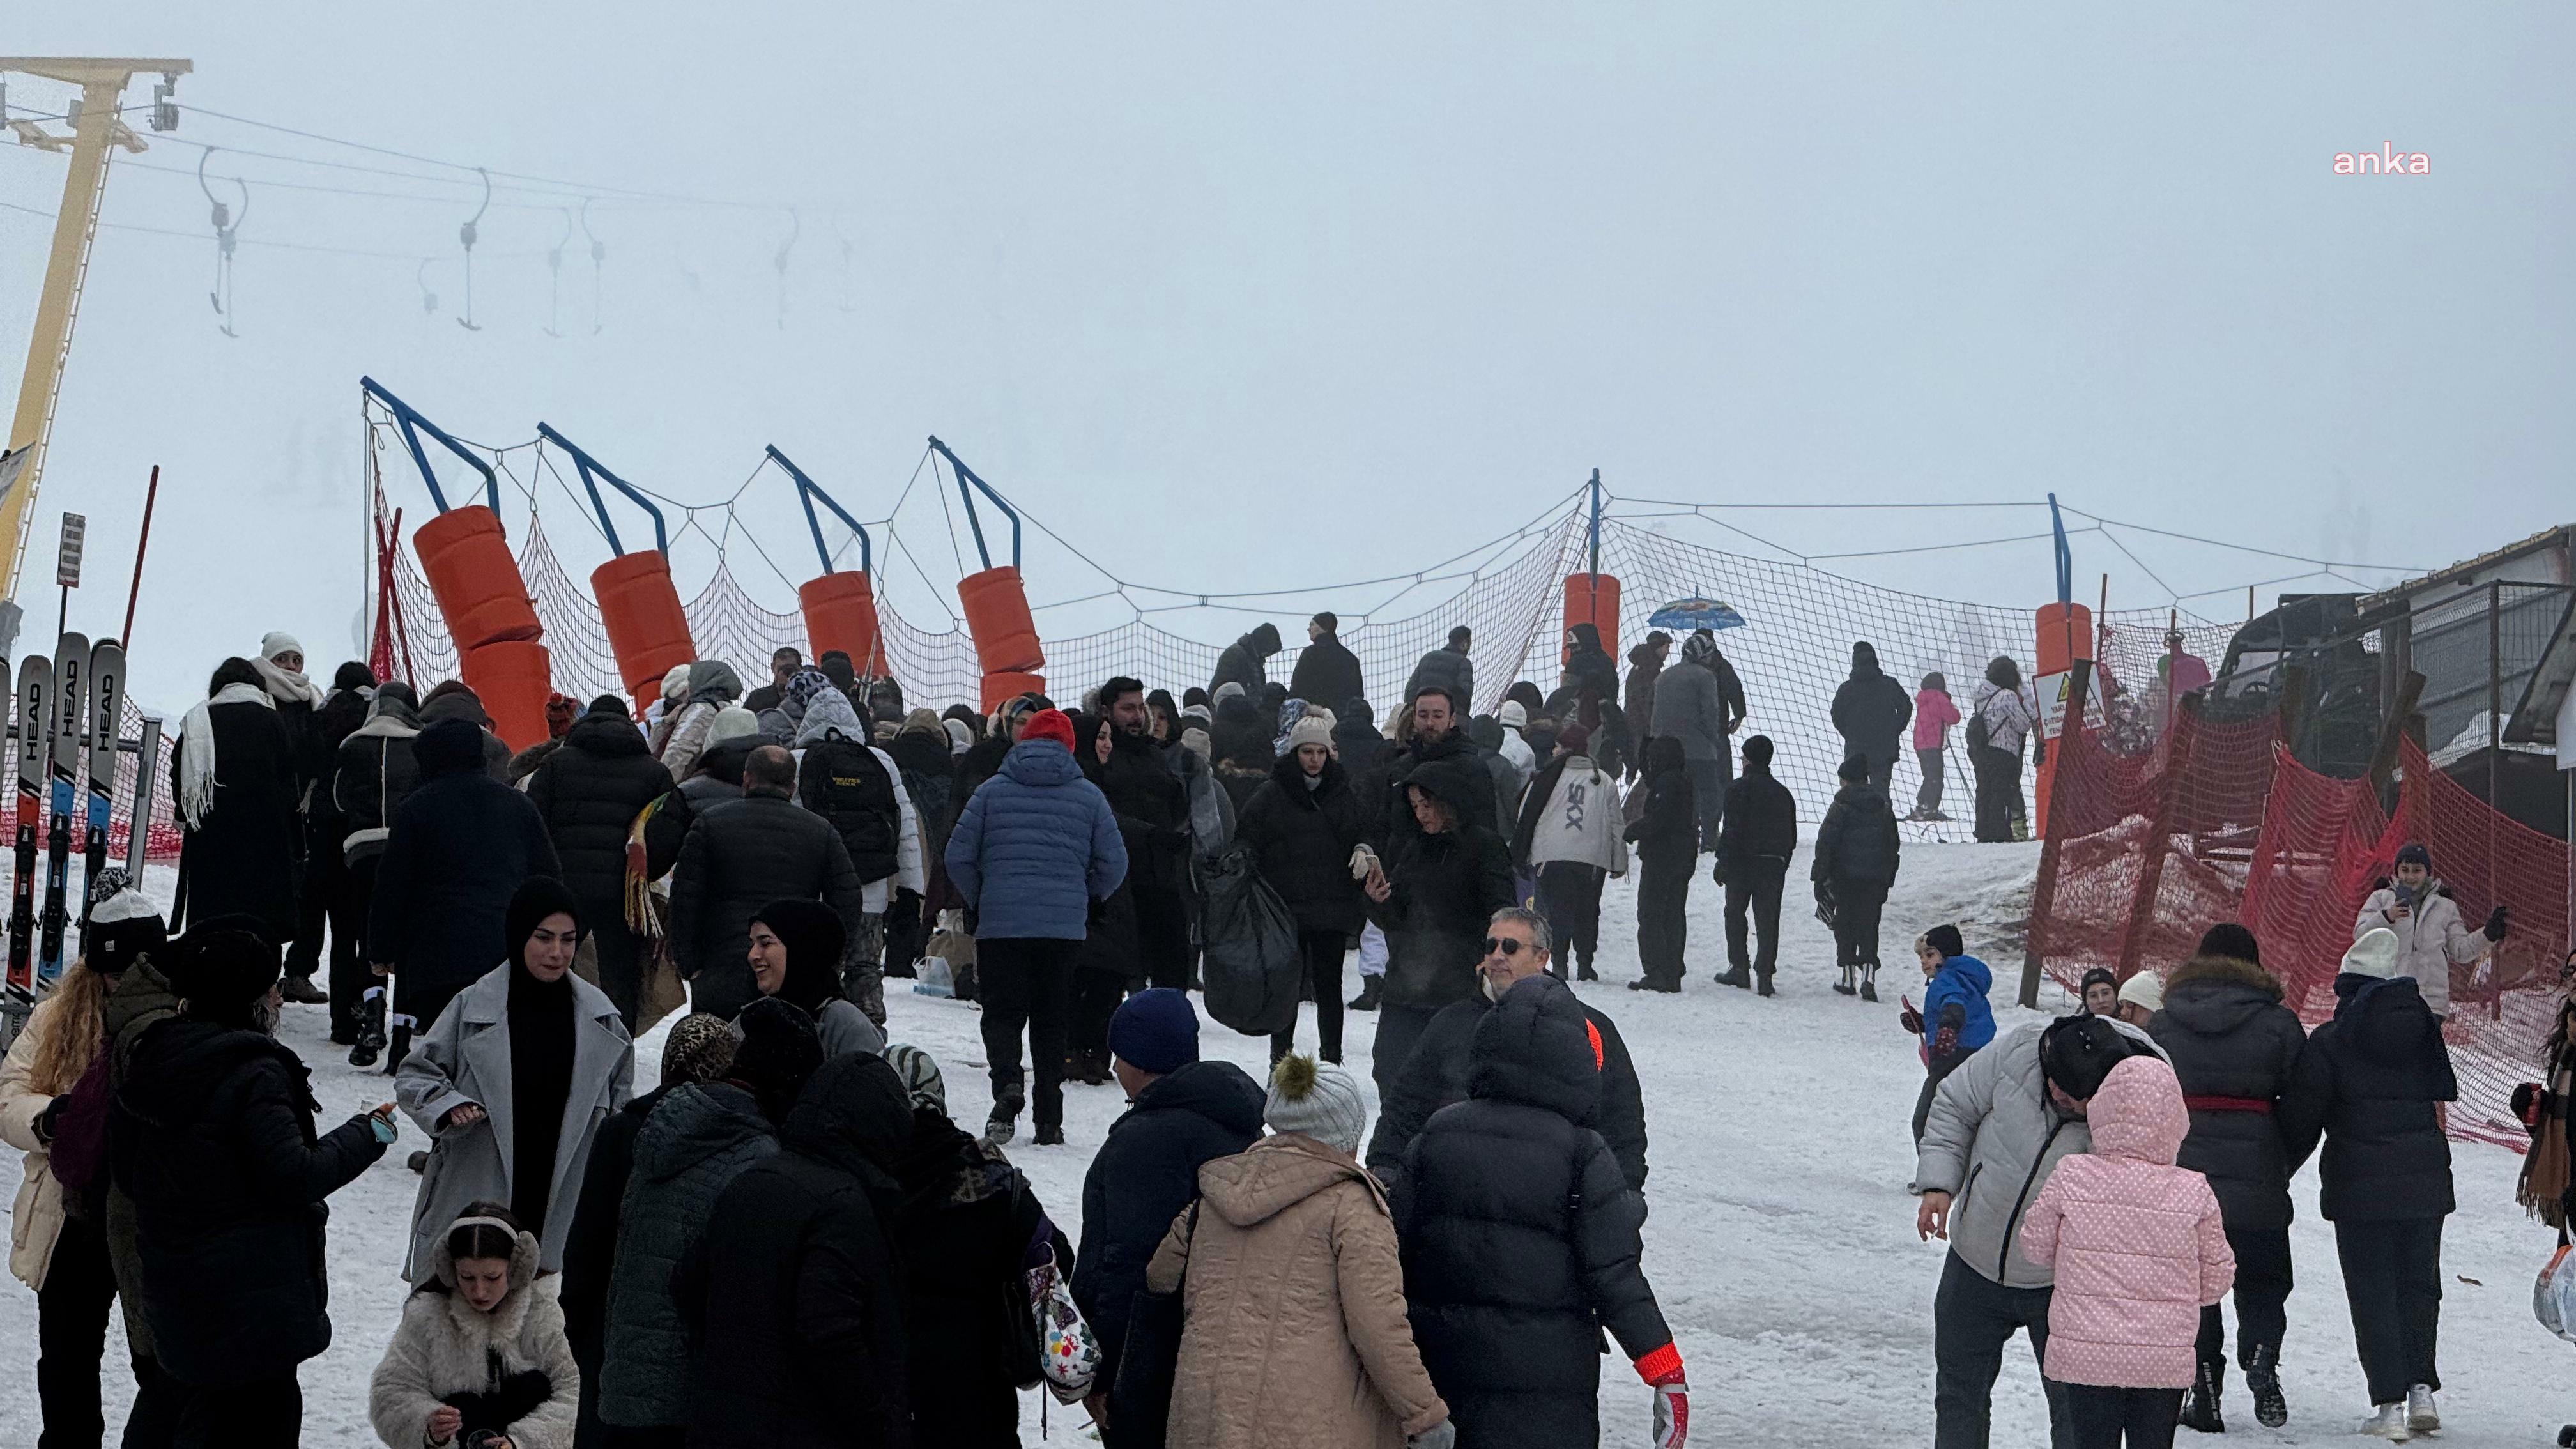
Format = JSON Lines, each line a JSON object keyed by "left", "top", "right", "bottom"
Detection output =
{"left": 1020, "top": 708, "right": 1077, "bottom": 751}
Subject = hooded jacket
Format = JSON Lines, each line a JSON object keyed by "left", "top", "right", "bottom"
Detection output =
{"left": 667, "top": 792, "right": 870, "bottom": 1020}
{"left": 943, "top": 737, "right": 1128, "bottom": 940}
{"left": 1237, "top": 753, "right": 1372, "bottom": 935}
{"left": 1914, "top": 1016, "right": 2166, "bottom": 1290}
{"left": 1392, "top": 976, "right": 1671, "bottom": 1449}
{"left": 1625, "top": 744, "right": 1698, "bottom": 864}
{"left": 368, "top": 722, "right": 564, "bottom": 994}
{"left": 1210, "top": 622, "right": 1283, "bottom": 702}
{"left": 1830, "top": 643, "right": 1913, "bottom": 771}
{"left": 526, "top": 712, "right": 675, "bottom": 908}
{"left": 1811, "top": 779, "right": 1901, "bottom": 889}
{"left": 1367, "top": 759, "right": 1514, "bottom": 1011}
{"left": 599, "top": 1082, "right": 779, "bottom": 1428}
{"left": 1920, "top": 953, "right": 1998, "bottom": 1059}
{"left": 1146, "top": 1133, "right": 1448, "bottom": 1449}
{"left": 1288, "top": 630, "right": 1367, "bottom": 717}
{"left": 1714, "top": 751, "right": 1798, "bottom": 871}
{"left": 1367, "top": 987, "right": 1648, "bottom": 1193}
{"left": 369, "top": 1226, "right": 581, "bottom": 1449}
{"left": 2354, "top": 878, "right": 2488, "bottom": 1018}
{"left": 2016, "top": 1056, "right": 2234, "bottom": 1390}
{"left": 334, "top": 689, "right": 424, "bottom": 862}
{"left": 1073, "top": 1059, "right": 1266, "bottom": 1385}
{"left": 1510, "top": 753, "right": 1629, "bottom": 874}
{"left": 1562, "top": 622, "right": 1619, "bottom": 712}
{"left": 2145, "top": 954, "right": 2307, "bottom": 1229}
{"left": 653, "top": 660, "right": 746, "bottom": 785}
{"left": 2278, "top": 972, "right": 2457, "bottom": 1222}
{"left": 678, "top": 1054, "right": 916, "bottom": 1448}
{"left": 1650, "top": 650, "right": 1731, "bottom": 761}
{"left": 1402, "top": 645, "right": 1476, "bottom": 717}
{"left": 98, "top": 958, "right": 181, "bottom": 1359}
{"left": 109, "top": 1017, "right": 387, "bottom": 1384}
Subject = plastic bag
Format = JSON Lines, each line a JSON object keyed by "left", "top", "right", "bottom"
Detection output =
{"left": 1197, "top": 845, "right": 1302, "bottom": 1035}
{"left": 2536, "top": 1245, "right": 2576, "bottom": 1344}
{"left": 912, "top": 956, "right": 955, "bottom": 999}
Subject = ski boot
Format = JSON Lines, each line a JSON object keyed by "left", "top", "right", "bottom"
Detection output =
{"left": 1713, "top": 965, "right": 1752, "bottom": 990}
{"left": 1833, "top": 962, "right": 1859, "bottom": 997}
{"left": 1347, "top": 977, "right": 1383, "bottom": 1012}
{"left": 1859, "top": 962, "right": 1881, "bottom": 1002}
{"left": 348, "top": 986, "right": 388, "bottom": 1069}
{"left": 2244, "top": 1346, "right": 2287, "bottom": 1429}
{"left": 2180, "top": 1360, "right": 2224, "bottom": 1433}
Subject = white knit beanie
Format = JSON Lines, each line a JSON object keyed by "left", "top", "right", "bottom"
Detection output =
{"left": 1266, "top": 1055, "right": 1368, "bottom": 1156}
{"left": 2342, "top": 926, "right": 2402, "bottom": 980}
{"left": 1285, "top": 712, "right": 1336, "bottom": 755}
{"left": 1498, "top": 700, "right": 1528, "bottom": 730}
{"left": 2117, "top": 971, "right": 2164, "bottom": 1013}
{"left": 707, "top": 705, "right": 762, "bottom": 747}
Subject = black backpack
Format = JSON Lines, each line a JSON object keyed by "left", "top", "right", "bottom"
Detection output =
{"left": 800, "top": 735, "right": 900, "bottom": 883}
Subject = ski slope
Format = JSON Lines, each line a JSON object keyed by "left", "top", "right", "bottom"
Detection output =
{"left": 2, "top": 842, "right": 2567, "bottom": 1446}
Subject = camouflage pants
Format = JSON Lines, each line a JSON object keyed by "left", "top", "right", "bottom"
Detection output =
{"left": 841, "top": 911, "right": 888, "bottom": 1025}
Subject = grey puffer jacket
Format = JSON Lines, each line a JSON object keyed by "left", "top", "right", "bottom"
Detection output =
{"left": 1914, "top": 1017, "right": 2166, "bottom": 1289}
{"left": 1650, "top": 660, "right": 1729, "bottom": 761}
{"left": 597, "top": 1082, "right": 778, "bottom": 1429}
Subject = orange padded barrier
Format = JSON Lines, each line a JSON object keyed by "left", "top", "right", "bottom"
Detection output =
{"left": 459, "top": 639, "right": 554, "bottom": 753}
{"left": 1563, "top": 573, "right": 1621, "bottom": 662}
{"left": 592, "top": 551, "right": 696, "bottom": 705}
{"left": 414, "top": 505, "right": 541, "bottom": 652}
{"left": 981, "top": 671, "right": 1047, "bottom": 714}
{"left": 2032, "top": 601, "right": 2096, "bottom": 837}
{"left": 958, "top": 565, "right": 1045, "bottom": 677}
{"left": 798, "top": 571, "right": 886, "bottom": 677}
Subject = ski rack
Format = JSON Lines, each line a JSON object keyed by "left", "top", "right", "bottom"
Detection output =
{"left": 537, "top": 422, "right": 670, "bottom": 556}
{"left": 927, "top": 435, "right": 1021, "bottom": 571}
{"left": 361, "top": 376, "right": 500, "bottom": 514}
{"left": 765, "top": 444, "right": 871, "bottom": 576}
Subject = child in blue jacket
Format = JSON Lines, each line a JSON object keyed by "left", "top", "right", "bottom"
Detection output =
{"left": 1902, "top": 923, "right": 1996, "bottom": 1142}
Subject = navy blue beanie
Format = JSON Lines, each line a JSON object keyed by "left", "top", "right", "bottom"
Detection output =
{"left": 1109, "top": 988, "right": 1200, "bottom": 1075}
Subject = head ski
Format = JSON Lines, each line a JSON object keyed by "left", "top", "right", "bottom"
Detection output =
{"left": 8, "top": 656, "right": 46, "bottom": 1002}
{"left": 40, "top": 633, "right": 88, "bottom": 987}
{"left": 81, "top": 638, "right": 125, "bottom": 956}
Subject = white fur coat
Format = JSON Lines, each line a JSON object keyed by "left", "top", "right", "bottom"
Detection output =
{"left": 369, "top": 1229, "right": 579, "bottom": 1449}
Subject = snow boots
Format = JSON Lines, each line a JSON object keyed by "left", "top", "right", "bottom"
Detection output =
{"left": 2182, "top": 1361, "right": 2225, "bottom": 1433}
{"left": 988, "top": 1082, "right": 1025, "bottom": 1146}
{"left": 1713, "top": 965, "right": 1752, "bottom": 990}
{"left": 1348, "top": 977, "right": 1383, "bottom": 1012}
{"left": 1859, "top": 961, "right": 1880, "bottom": 1002}
{"left": 1756, "top": 970, "right": 1775, "bottom": 997}
{"left": 1576, "top": 955, "right": 1598, "bottom": 983}
{"left": 348, "top": 986, "right": 388, "bottom": 1069}
{"left": 1834, "top": 962, "right": 1859, "bottom": 997}
{"left": 280, "top": 974, "right": 328, "bottom": 1006}
{"left": 2246, "top": 1346, "right": 2287, "bottom": 1429}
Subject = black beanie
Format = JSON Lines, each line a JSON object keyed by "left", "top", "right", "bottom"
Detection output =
{"left": 333, "top": 661, "right": 377, "bottom": 692}
{"left": 87, "top": 889, "right": 167, "bottom": 976}
{"left": 2195, "top": 922, "right": 2261, "bottom": 966}
{"left": 586, "top": 694, "right": 631, "bottom": 720}
{"left": 2078, "top": 967, "right": 2118, "bottom": 1000}
{"left": 2395, "top": 842, "right": 2432, "bottom": 871}
{"left": 1924, "top": 924, "right": 1964, "bottom": 960}
{"left": 750, "top": 899, "right": 847, "bottom": 1016}
{"left": 2041, "top": 1015, "right": 2145, "bottom": 1103}
{"left": 171, "top": 916, "right": 282, "bottom": 1024}
{"left": 413, "top": 717, "right": 487, "bottom": 778}
{"left": 1839, "top": 754, "right": 1871, "bottom": 783}
{"left": 505, "top": 877, "right": 585, "bottom": 970}
{"left": 732, "top": 997, "right": 825, "bottom": 1123}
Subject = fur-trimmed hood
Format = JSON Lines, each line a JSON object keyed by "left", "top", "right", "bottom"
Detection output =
{"left": 2163, "top": 953, "right": 2282, "bottom": 1002}
{"left": 372, "top": 1225, "right": 580, "bottom": 1449}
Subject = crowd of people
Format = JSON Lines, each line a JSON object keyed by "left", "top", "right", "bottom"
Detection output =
{"left": 0, "top": 615, "right": 2548, "bottom": 1448}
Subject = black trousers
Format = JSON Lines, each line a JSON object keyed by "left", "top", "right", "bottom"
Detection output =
{"left": 1913, "top": 1047, "right": 1975, "bottom": 1145}
{"left": 38, "top": 1213, "right": 121, "bottom": 1449}
{"left": 1723, "top": 858, "right": 1786, "bottom": 979}
{"left": 285, "top": 813, "right": 334, "bottom": 981}
{"left": 1071, "top": 966, "right": 1125, "bottom": 1068}
{"left": 1636, "top": 854, "right": 1692, "bottom": 986}
{"left": 1972, "top": 743, "right": 2022, "bottom": 843}
{"left": 979, "top": 937, "right": 1078, "bottom": 1129}
{"left": 1934, "top": 1250, "right": 2074, "bottom": 1449}
{"left": 2336, "top": 1217, "right": 2443, "bottom": 1404}
{"left": 881, "top": 890, "right": 924, "bottom": 979}
{"left": 123, "top": 1356, "right": 181, "bottom": 1449}
{"left": 1371, "top": 1002, "right": 1439, "bottom": 1096}
{"left": 1271, "top": 930, "right": 1347, "bottom": 1064}
{"left": 2064, "top": 1384, "right": 2180, "bottom": 1449}
{"left": 1132, "top": 884, "right": 1193, "bottom": 992}
{"left": 2196, "top": 1223, "right": 2292, "bottom": 1369}
{"left": 1685, "top": 756, "right": 1730, "bottom": 851}
{"left": 173, "top": 1373, "right": 300, "bottom": 1449}
{"left": 1832, "top": 877, "right": 1889, "bottom": 972}
{"left": 326, "top": 855, "right": 378, "bottom": 1041}
{"left": 1867, "top": 753, "right": 1897, "bottom": 796}
{"left": 1918, "top": 747, "right": 1948, "bottom": 815}
{"left": 1535, "top": 862, "right": 1606, "bottom": 972}
{"left": 386, "top": 975, "right": 468, "bottom": 1075}
{"left": 579, "top": 896, "right": 645, "bottom": 1035}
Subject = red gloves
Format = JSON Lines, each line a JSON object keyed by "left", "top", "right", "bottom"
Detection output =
{"left": 1638, "top": 1342, "right": 1688, "bottom": 1449}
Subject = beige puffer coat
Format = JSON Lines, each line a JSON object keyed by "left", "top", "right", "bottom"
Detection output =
{"left": 1146, "top": 1133, "right": 1446, "bottom": 1449}
{"left": 1, "top": 993, "right": 73, "bottom": 1289}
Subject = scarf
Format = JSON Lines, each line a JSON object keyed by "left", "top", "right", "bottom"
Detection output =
{"left": 251, "top": 656, "right": 323, "bottom": 709}
{"left": 2521, "top": 999, "right": 2576, "bottom": 1230}
{"left": 625, "top": 795, "right": 675, "bottom": 939}
{"left": 179, "top": 682, "right": 275, "bottom": 830}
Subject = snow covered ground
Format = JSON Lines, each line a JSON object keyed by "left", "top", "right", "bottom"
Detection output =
{"left": 4, "top": 840, "right": 2568, "bottom": 1446}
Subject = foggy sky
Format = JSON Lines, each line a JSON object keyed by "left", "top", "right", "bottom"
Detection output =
{"left": 2, "top": 3, "right": 2569, "bottom": 712}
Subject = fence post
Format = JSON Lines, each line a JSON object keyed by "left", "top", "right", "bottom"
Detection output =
{"left": 2021, "top": 659, "right": 2094, "bottom": 1008}
{"left": 2113, "top": 694, "right": 2199, "bottom": 981}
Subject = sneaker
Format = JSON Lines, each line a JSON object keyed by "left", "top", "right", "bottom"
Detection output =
{"left": 2359, "top": 1402, "right": 2412, "bottom": 1441}
{"left": 2245, "top": 1346, "right": 2287, "bottom": 1429}
{"left": 279, "top": 975, "right": 328, "bottom": 1006}
{"left": 2179, "top": 1361, "right": 2224, "bottom": 1434}
{"left": 986, "top": 1083, "right": 1025, "bottom": 1146}
{"left": 1034, "top": 1123, "right": 1066, "bottom": 1146}
{"left": 1859, "top": 974, "right": 1880, "bottom": 1003}
{"left": 2406, "top": 1386, "right": 2437, "bottom": 1433}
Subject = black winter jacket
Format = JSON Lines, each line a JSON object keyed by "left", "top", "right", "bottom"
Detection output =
{"left": 109, "top": 1018, "right": 386, "bottom": 1385}
{"left": 1379, "top": 729, "right": 1498, "bottom": 848}
{"left": 1209, "top": 622, "right": 1282, "bottom": 702}
{"left": 526, "top": 714, "right": 676, "bottom": 908}
{"left": 1368, "top": 991, "right": 1648, "bottom": 1193}
{"left": 1623, "top": 648, "right": 1664, "bottom": 755}
{"left": 1402, "top": 646, "right": 1475, "bottom": 716}
{"left": 1236, "top": 755, "right": 1370, "bottom": 935}
{"left": 1715, "top": 760, "right": 1798, "bottom": 874}
{"left": 1624, "top": 761, "right": 1698, "bottom": 865}
{"left": 2146, "top": 954, "right": 2309, "bottom": 1230}
{"left": 894, "top": 1110, "right": 1067, "bottom": 1447}
{"left": 1073, "top": 1059, "right": 1264, "bottom": 1384}
{"left": 1367, "top": 761, "right": 1514, "bottom": 1011}
{"left": 1287, "top": 631, "right": 1365, "bottom": 716}
{"left": 1096, "top": 728, "right": 1191, "bottom": 898}
{"left": 368, "top": 754, "right": 564, "bottom": 995}
{"left": 334, "top": 702, "right": 423, "bottom": 863}
{"left": 1392, "top": 976, "right": 1671, "bottom": 1449}
{"left": 668, "top": 792, "right": 868, "bottom": 1018}
{"left": 2280, "top": 972, "right": 2456, "bottom": 1222}
{"left": 1811, "top": 781, "right": 1900, "bottom": 889}
{"left": 172, "top": 698, "right": 300, "bottom": 937}
{"left": 1830, "top": 643, "right": 1913, "bottom": 772}
{"left": 558, "top": 1083, "right": 670, "bottom": 1367}
{"left": 679, "top": 1054, "right": 915, "bottom": 1449}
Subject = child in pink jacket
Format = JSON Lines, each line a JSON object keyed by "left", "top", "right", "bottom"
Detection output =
{"left": 1909, "top": 673, "right": 1961, "bottom": 822}
{"left": 2018, "top": 1054, "right": 2235, "bottom": 1448}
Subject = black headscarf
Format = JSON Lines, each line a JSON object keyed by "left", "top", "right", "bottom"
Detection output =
{"left": 751, "top": 898, "right": 847, "bottom": 1016}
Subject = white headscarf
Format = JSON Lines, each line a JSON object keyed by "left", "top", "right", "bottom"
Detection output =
{"left": 250, "top": 632, "right": 323, "bottom": 707}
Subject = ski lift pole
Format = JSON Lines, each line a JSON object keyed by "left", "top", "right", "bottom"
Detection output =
{"left": 926, "top": 436, "right": 1020, "bottom": 571}
{"left": 765, "top": 445, "right": 871, "bottom": 576}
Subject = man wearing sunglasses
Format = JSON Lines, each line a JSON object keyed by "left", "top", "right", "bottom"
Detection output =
{"left": 1365, "top": 907, "right": 1647, "bottom": 1195}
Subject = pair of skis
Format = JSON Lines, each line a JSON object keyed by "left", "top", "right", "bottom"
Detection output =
{"left": 4, "top": 635, "right": 126, "bottom": 1013}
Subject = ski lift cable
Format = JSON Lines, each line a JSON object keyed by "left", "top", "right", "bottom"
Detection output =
{"left": 2095, "top": 528, "right": 2183, "bottom": 605}
{"left": 0, "top": 195, "right": 467, "bottom": 262}
{"left": 2058, "top": 507, "right": 2427, "bottom": 574}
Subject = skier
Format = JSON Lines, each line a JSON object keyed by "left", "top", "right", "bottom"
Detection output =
{"left": 677, "top": 1051, "right": 915, "bottom": 1448}
{"left": 1970, "top": 657, "right": 2038, "bottom": 843}
{"left": 746, "top": 897, "right": 886, "bottom": 1057}
{"left": 2354, "top": 842, "right": 2506, "bottom": 1020}
{"left": 1831, "top": 641, "right": 1913, "bottom": 795}
{"left": 368, "top": 1203, "right": 580, "bottom": 1449}
{"left": 1402, "top": 627, "right": 1476, "bottom": 718}
{"left": 1367, "top": 906, "right": 1647, "bottom": 1194}
{"left": 1209, "top": 621, "right": 1284, "bottom": 701}
{"left": 2147, "top": 922, "right": 2307, "bottom": 1432}
{"left": 1510, "top": 723, "right": 1625, "bottom": 983}
{"left": 1912, "top": 671, "right": 1962, "bottom": 822}
{"left": 526, "top": 694, "right": 678, "bottom": 1032}
{"left": 884, "top": 1045, "right": 1076, "bottom": 1446}
{"left": 286, "top": 660, "right": 373, "bottom": 1010}
{"left": 1361, "top": 759, "right": 1514, "bottom": 1094}
{"left": 2278, "top": 928, "right": 2457, "bottom": 1440}
{"left": 0, "top": 889, "right": 165, "bottom": 1446}
{"left": 1903, "top": 925, "right": 1997, "bottom": 1144}
{"left": 171, "top": 658, "right": 300, "bottom": 942}
{"left": 395, "top": 877, "right": 634, "bottom": 1283}
{"left": 1236, "top": 709, "right": 1371, "bottom": 1064}
{"left": 332, "top": 682, "right": 423, "bottom": 1064}
{"left": 1289, "top": 611, "right": 1366, "bottom": 714}
{"left": 1813, "top": 754, "right": 1901, "bottom": 1000}
{"left": 1147, "top": 1054, "right": 1454, "bottom": 1449}
{"left": 597, "top": 997, "right": 822, "bottom": 1443}
{"left": 1653, "top": 631, "right": 1736, "bottom": 851}
{"left": 669, "top": 745, "right": 870, "bottom": 1023}
{"left": 2016, "top": 1055, "right": 2235, "bottom": 1449}
{"left": 1074, "top": 989, "right": 1264, "bottom": 1437}
{"left": 793, "top": 686, "right": 926, "bottom": 1017}
{"left": 109, "top": 919, "right": 397, "bottom": 1442}
{"left": 1392, "top": 973, "right": 1687, "bottom": 1449}
{"left": 1623, "top": 736, "right": 1698, "bottom": 993}
{"left": 1710, "top": 734, "right": 1796, "bottom": 995}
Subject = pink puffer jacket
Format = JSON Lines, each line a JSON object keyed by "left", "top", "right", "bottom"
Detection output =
{"left": 2016, "top": 1055, "right": 2234, "bottom": 1389}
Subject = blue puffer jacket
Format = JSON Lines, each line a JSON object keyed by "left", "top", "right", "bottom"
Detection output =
{"left": 1923, "top": 952, "right": 1998, "bottom": 1056}
{"left": 945, "top": 738, "right": 1128, "bottom": 940}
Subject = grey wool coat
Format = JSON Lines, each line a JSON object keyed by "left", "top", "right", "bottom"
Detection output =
{"left": 396, "top": 963, "right": 634, "bottom": 1283}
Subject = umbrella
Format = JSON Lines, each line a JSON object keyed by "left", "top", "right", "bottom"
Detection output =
{"left": 1648, "top": 597, "right": 1748, "bottom": 632}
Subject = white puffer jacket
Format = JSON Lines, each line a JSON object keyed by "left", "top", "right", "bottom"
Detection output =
{"left": 370, "top": 1226, "right": 579, "bottom": 1449}
{"left": 2354, "top": 880, "right": 2492, "bottom": 1019}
